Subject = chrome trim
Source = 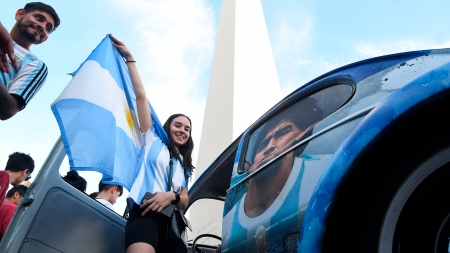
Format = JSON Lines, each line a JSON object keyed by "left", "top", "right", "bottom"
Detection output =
{"left": 227, "top": 104, "right": 377, "bottom": 193}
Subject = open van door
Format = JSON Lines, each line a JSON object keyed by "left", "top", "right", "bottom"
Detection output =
{"left": 0, "top": 138, "right": 126, "bottom": 253}
{"left": 0, "top": 136, "right": 229, "bottom": 253}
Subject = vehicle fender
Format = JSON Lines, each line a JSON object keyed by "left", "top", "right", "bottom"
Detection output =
{"left": 298, "top": 61, "right": 450, "bottom": 252}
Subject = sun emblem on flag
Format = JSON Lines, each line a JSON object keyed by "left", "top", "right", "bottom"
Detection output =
{"left": 124, "top": 103, "right": 138, "bottom": 140}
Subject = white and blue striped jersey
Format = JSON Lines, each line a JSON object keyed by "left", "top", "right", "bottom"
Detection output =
{"left": 128, "top": 123, "right": 189, "bottom": 205}
{"left": 0, "top": 42, "right": 48, "bottom": 110}
{"left": 221, "top": 155, "right": 330, "bottom": 252}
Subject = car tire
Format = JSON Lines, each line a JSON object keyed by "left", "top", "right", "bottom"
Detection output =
{"left": 322, "top": 95, "right": 450, "bottom": 253}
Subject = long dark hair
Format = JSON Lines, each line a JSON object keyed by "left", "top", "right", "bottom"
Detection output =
{"left": 163, "top": 114, "right": 195, "bottom": 172}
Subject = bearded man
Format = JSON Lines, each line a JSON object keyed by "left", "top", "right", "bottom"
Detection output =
{"left": 0, "top": 2, "right": 60, "bottom": 120}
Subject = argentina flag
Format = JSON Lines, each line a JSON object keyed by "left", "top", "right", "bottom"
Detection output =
{"left": 51, "top": 35, "right": 150, "bottom": 189}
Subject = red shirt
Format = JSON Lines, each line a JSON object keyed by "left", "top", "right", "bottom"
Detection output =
{"left": 0, "top": 201, "right": 17, "bottom": 237}
{"left": 0, "top": 171, "right": 10, "bottom": 208}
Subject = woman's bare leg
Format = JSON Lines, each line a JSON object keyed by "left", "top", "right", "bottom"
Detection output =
{"left": 126, "top": 242, "right": 155, "bottom": 253}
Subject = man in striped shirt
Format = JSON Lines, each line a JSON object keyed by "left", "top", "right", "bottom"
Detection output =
{"left": 0, "top": 2, "right": 60, "bottom": 120}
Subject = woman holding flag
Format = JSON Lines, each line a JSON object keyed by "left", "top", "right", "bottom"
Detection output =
{"left": 110, "top": 34, "right": 195, "bottom": 253}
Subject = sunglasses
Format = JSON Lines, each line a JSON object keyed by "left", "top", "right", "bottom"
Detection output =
{"left": 25, "top": 169, "right": 32, "bottom": 181}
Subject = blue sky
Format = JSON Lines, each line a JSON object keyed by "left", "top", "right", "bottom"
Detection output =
{"left": 2, "top": 0, "right": 450, "bottom": 213}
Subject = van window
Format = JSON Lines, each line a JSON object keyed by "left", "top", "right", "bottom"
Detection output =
{"left": 241, "top": 83, "right": 352, "bottom": 174}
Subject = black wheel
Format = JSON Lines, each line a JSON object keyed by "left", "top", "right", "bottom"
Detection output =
{"left": 379, "top": 148, "right": 450, "bottom": 252}
{"left": 323, "top": 95, "right": 450, "bottom": 253}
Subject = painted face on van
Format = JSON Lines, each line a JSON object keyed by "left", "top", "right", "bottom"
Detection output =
{"left": 252, "top": 119, "right": 302, "bottom": 172}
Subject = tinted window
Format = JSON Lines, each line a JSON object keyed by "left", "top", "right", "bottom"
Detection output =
{"left": 221, "top": 83, "right": 353, "bottom": 252}
{"left": 240, "top": 83, "right": 352, "bottom": 174}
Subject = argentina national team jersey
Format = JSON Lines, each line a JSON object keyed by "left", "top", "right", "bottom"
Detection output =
{"left": 0, "top": 42, "right": 48, "bottom": 110}
{"left": 221, "top": 155, "right": 330, "bottom": 253}
{"left": 128, "top": 124, "right": 189, "bottom": 205}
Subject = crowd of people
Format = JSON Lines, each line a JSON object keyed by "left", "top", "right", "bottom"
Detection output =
{"left": 0, "top": 152, "right": 33, "bottom": 241}
{"left": 1, "top": 2, "right": 319, "bottom": 253}
{"left": 1, "top": 3, "right": 60, "bottom": 239}
{"left": 1, "top": 2, "right": 195, "bottom": 253}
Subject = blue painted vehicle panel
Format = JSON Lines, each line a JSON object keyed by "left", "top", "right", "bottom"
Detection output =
{"left": 216, "top": 48, "right": 450, "bottom": 253}
{"left": 300, "top": 52, "right": 450, "bottom": 252}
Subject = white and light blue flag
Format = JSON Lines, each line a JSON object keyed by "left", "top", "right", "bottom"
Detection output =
{"left": 51, "top": 35, "right": 167, "bottom": 190}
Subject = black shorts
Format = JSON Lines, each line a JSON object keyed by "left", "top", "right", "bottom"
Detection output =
{"left": 125, "top": 203, "right": 174, "bottom": 252}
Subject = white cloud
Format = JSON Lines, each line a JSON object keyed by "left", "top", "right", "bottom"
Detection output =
{"left": 271, "top": 9, "right": 314, "bottom": 60}
{"left": 281, "top": 57, "right": 338, "bottom": 95}
{"left": 110, "top": 0, "right": 217, "bottom": 163}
